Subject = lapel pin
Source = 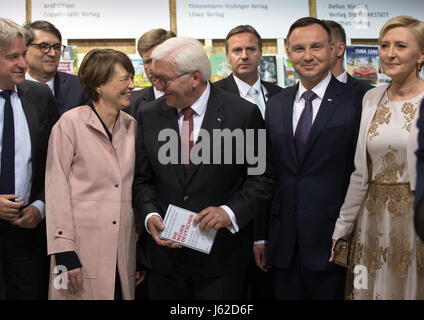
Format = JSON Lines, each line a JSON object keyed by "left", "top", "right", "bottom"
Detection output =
{"left": 327, "top": 98, "right": 333, "bottom": 102}
{"left": 217, "top": 117, "right": 222, "bottom": 122}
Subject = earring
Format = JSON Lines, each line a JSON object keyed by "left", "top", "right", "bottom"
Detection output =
{"left": 97, "top": 88, "right": 102, "bottom": 96}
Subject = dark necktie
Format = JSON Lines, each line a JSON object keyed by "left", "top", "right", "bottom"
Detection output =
{"left": 181, "top": 107, "right": 195, "bottom": 173}
{"left": 0, "top": 90, "right": 15, "bottom": 194}
{"left": 294, "top": 90, "right": 317, "bottom": 161}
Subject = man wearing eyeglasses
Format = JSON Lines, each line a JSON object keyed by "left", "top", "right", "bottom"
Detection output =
{"left": 24, "top": 20, "right": 88, "bottom": 115}
{"left": 132, "top": 37, "right": 276, "bottom": 299}
{"left": 124, "top": 28, "right": 175, "bottom": 118}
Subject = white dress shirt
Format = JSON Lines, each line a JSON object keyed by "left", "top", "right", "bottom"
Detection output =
{"left": 25, "top": 73, "right": 55, "bottom": 95}
{"left": 336, "top": 71, "right": 348, "bottom": 84}
{"left": 292, "top": 72, "right": 332, "bottom": 135}
{"left": 0, "top": 87, "right": 45, "bottom": 218}
{"left": 153, "top": 86, "right": 164, "bottom": 99}
{"left": 145, "top": 82, "right": 240, "bottom": 235}
{"left": 233, "top": 75, "right": 268, "bottom": 117}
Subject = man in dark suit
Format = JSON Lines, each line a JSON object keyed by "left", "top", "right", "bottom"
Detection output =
{"left": 255, "top": 17, "right": 362, "bottom": 299}
{"left": 123, "top": 28, "right": 175, "bottom": 118}
{"left": 0, "top": 18, "right": 59, "bottom": 299}
{"left": 322, "top": 20, "right": 373, "bottom": 96}
{"left": 132, "top": 37, "right": 275, "bottom": 299}
{"left": 24, "top": 20, "right": 88, "bottom": 115}
{"left": 415, "top": 98, "right": 424, "bottom": 243}
{"left": 214, "top": 24, "right": 280, "bottom": 299}
{"left": 214, "top": 25, "right": 281, "bottom": 119}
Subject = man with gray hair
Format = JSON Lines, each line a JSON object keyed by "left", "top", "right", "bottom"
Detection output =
{"left": 132, "top": 37, "right": 275, "bottom": 299}
{"left": 0, "top": 18, "right": 59, "bottom": 299}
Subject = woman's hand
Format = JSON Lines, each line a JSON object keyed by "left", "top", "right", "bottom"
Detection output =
{"left": 67, "top": 267, "right": 84, "bottom": 294}
{"left": 329, "top": 239, "right": 337, "bottom": 262}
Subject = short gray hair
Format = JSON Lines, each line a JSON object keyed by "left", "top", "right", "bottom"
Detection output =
{"left": 151, "top": 37, "right": 211, "bottom": 82}
{"left": 0, "top": 18, "right": 32, "bottom": 48}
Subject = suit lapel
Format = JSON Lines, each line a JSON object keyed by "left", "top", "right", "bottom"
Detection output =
{"left": 300, "top": 76, "right": 343, "bottom": 164}
{"left": 281, "top": 85, "right": 298, "bottom": 170}
{"left": 17, "top": 82, "right": 41, "bottom": 174}
{"left": 184, "top": 85, "right": 224, "bottom": 186}
{"left": 226, "top": 74, "right": 241, "bottom": 95}
{"left": 54, "top": 72, "right": 67, "bottom": 114}
{"left": 145, "top": 86, "right": 155, "bottom": 102}
{"left": 261, "top": 80, "right": 279, "bottom": 97}
{"left": 157, "top": 100, "right": 185, "bottom": 185}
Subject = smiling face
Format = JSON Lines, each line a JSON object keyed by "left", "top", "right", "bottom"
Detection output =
{"left": 0, "top": 35, "right": 28, "bottom": 90}
{"left": 287, "top": 23, "right": 333, "bottom": 89}
{"left": 151, "top": 58, "right": 196, "bottom": 109}
{"left": 379, "top": 26, "right": 424, "bottom": 83}
{"left": 98, "top": 63, "right": 135, "bottom": 110}
{"left": 25, "top": 29, "right": 61, "bottom": 81}
{"left": 226, "top": 32, "right": 262, "bottom": 84}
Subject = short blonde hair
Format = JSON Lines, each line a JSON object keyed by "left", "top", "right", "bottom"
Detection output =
{"left": 137, "top": 28, "right": 176, "bottom": 56}
{"left": 0, "top": 18, "right": 32, "bottom": 48}
{"left": 379, "top": 16, "right": 424, "bottom": 49}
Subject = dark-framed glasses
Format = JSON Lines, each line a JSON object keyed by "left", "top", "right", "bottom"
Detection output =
{"left": 30, "top": 43, "right": 66, "bottom": 54}
{"left": 150, "top": 71, "right": 190, "bottom": 89}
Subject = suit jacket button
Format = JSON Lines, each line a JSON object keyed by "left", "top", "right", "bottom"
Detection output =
{"left": 114, "top": 184, "right": 119, "bottom": 188}
{"left": 113, "top": 221, "right": 116, "bottom": 225}
{"left": 58, "top": 231, "right": 62, "bottom": 235}
{"left": 183, "top": 196, "right": 189, "bottom": 201}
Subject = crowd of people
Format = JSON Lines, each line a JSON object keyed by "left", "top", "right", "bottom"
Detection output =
{"left": 0, "top": 14, "right": 424, "bottom": 300}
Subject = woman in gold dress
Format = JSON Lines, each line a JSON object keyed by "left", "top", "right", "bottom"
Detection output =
{"left": 330, "top": 16, "right": 424, "bottom": 299}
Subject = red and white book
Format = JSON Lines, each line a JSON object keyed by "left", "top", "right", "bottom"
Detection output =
{"left": 159, "top": 205, "right": 217, "bottom": 254}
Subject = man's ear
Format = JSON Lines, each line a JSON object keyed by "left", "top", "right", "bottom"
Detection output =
{"left": 192, "top": 70, "right": 203, "bottom": 88}
{"left": 337, "top": 42, "right": 346, "bottom": 59}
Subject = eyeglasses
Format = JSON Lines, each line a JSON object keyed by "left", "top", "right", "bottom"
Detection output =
{"left": 149, "top": 71, "right": 190, "bottom": 89}
{"left": 29, "top": 43, "right": 66, "bottom": 54}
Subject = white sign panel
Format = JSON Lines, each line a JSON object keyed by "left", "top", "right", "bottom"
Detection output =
{"left": 0, "top": 0, "right": 26, "bottom": 25}
{"left": 31, "top": 0, "right": 170, "bottom": 39}
{"left": 176, "top": 0, "right": 310, "bottom": 39}
{"left": 317, "top": 0, "right": 424, "bottom": 39}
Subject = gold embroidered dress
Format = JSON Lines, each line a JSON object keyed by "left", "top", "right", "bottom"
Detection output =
{"left": 347, "top": 90, "right": 424, "bottom": 299}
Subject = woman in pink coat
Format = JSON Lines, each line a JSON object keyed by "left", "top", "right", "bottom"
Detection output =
{"left": 45, "top": 49, "right": 143, "bottom": 299}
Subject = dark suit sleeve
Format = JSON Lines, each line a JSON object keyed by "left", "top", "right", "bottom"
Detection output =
{"left": 253, "top": 99, "right": 278, "bottom": 241}
{"left": 35, "top": 90, "right": 59, "bottom": 204}
{"left": 414, "top": 100, "right": 424, "bottom": 241}
{"left": 224, "top": 106, "right": 277, "bottom": 230}
{"left": 132, "top": 107, "right": 161, "bottom": 221}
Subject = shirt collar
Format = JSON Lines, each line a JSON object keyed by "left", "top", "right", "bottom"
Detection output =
{"left": 153, "top": 86, "right": 164, "bottom": 99}
{"left": 336, "top": 71, "right": 348, "bottom": 84}
{"left": 178, "top": 81, "right": 210, "bottom": 118}
{"left": 296, "top": 72, "right": 332, "bottom": 102}
{"left": 0, "top": 85, "right": 17, "bottom": 94}
{"left": 233, "top": 74, "right": 261, "bottom": 98}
